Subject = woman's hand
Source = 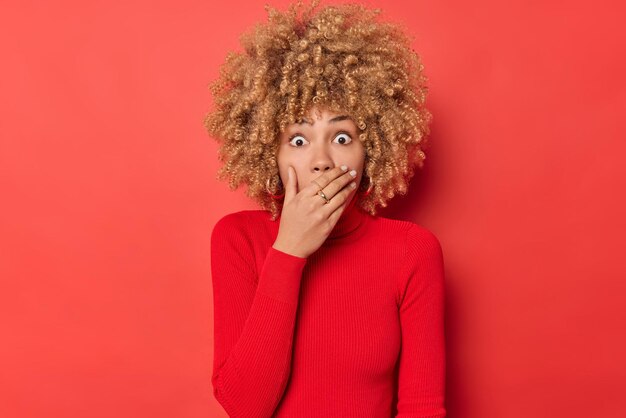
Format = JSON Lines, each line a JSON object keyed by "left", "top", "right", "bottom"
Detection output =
{"left": 272, "top": 165, "right": 358, "bottom": 258}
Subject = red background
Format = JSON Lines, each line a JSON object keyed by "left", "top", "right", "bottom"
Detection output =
{"left": 1, "top": 0, "right": 625, "bottom": 417}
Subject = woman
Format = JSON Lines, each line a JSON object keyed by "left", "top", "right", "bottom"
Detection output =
{"left": 205, "top": 1, "right": 446, "bottom": 417}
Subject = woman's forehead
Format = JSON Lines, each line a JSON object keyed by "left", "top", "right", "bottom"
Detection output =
{"left": 295, "top": 106, "right": 353, "bottom": 123}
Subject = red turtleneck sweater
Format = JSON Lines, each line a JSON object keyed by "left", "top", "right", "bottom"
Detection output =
{"left": 210, "top": 200, "right": 446, "bottom": 418}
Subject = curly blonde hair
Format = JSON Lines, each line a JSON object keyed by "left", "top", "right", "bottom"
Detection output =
{"left": 204, "top": 0, "right": 432, "bottom": 220}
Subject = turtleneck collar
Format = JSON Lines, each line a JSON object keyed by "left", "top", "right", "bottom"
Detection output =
{"left": 326, "top": 195, "right": 367, "bottom": 239}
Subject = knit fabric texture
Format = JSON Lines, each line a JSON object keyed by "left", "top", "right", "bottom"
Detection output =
{"left": 210, "top": 201, "right": 446, "bottom": 418}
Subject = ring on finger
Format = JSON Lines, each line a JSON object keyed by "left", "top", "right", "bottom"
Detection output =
{"left": 317, "top": 189, "right": 330, "bottom": 204}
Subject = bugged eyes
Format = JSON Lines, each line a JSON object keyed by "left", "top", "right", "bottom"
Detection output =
{"left": 333, "top": 133, "right": 352, "bottom": 145}
{"left": 288, "top": 132, "right": 352, "bottom": 147}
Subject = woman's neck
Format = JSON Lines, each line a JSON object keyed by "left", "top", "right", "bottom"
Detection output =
{"left": 327, "top": 195, "right": 367, "bottom": 239}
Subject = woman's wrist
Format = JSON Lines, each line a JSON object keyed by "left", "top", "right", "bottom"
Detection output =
{"left": 272, "top": 239, "right": 308, "bottom": 259}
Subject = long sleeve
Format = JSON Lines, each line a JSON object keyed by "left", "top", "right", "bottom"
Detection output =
{"left": 395, "top": 225, "right": 447, "bottom": 418}
{"left": 210, "top": 213, "right": 307, "bottom": 418}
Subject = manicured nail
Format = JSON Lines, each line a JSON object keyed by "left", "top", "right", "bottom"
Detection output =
{"left": 349, "top": 170, "right": 357, "bottom": 177}
{"left": 341, "top": 165, "right": 348, "bottom": 171}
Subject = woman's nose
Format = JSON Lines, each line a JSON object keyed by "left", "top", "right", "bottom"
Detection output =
{"left": 311, "top": 144, "right": 333, "bottom": 173}
{"left": 312, "top": 159, "right": 333, "bottom": 173}
{"left": 313, "top": 165, "right": 332, "bottom": 173}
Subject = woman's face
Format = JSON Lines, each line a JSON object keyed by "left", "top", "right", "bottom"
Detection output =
{"left": 276, "top": 106, "right": 365, "bottom": 207}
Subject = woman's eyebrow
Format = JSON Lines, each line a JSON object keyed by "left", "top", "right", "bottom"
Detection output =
{"left": 329, "top": 115, "right": 351, "bottom": 123}
{"left": 297, "top": 115, "right": 351, "bottom": 125}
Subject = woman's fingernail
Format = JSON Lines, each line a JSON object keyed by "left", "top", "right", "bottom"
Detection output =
{"left": 341, "top": 165, "right": 348, "bottom": 171}
{"left": 349, "top": 170, "right": 357, "bottom": 177}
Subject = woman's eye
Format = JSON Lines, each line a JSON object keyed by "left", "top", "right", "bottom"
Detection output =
{"left": 333, "top": 132, "right": 352, "bottom": 145}
{"left": 288, "top": 135, "right": 309, "bottom": 147}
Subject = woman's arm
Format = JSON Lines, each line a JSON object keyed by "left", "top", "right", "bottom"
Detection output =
{"left": 210, "top": 213, "right": 307, "bottom": 418}
{"left": 395, "top": 225, "right": 447, "bottom": 418}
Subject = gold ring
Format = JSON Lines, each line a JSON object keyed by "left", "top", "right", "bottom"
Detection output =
{"left": 317, "top": 190, "right": 330, "bottom": 204}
